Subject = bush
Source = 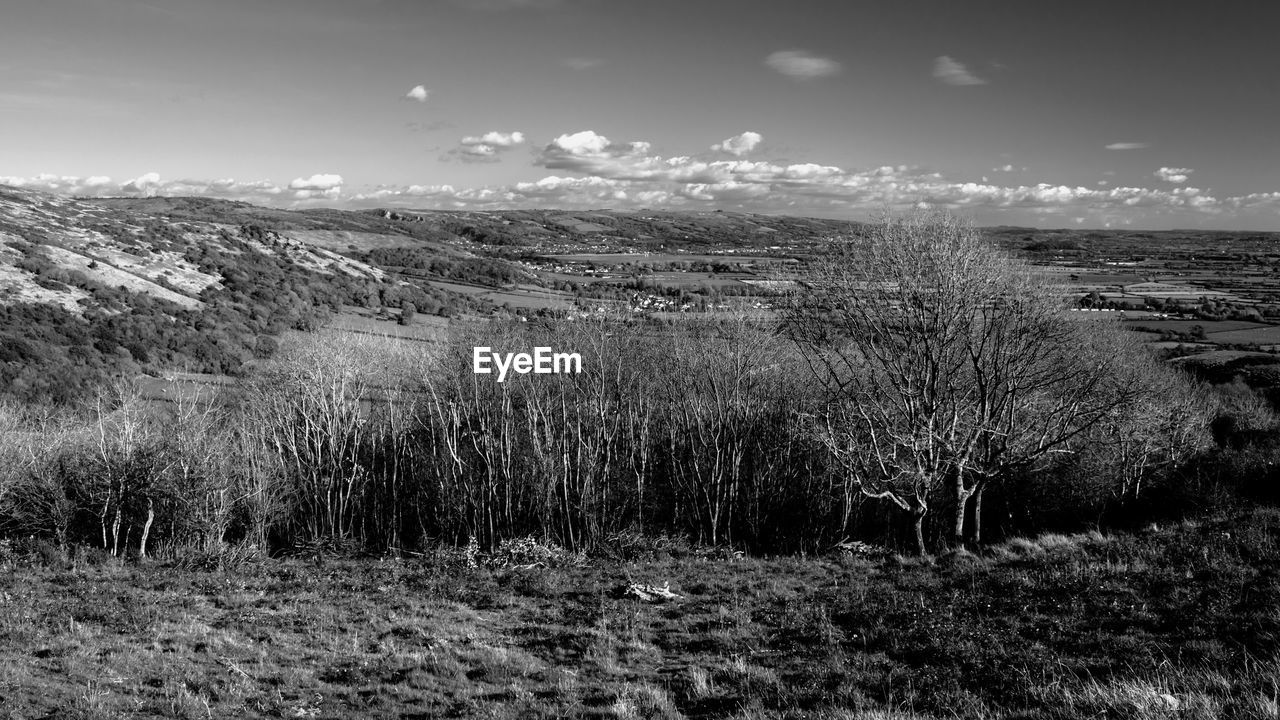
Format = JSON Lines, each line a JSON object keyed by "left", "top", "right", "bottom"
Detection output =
{"left": 486, "top": 535, "right": 585, "bottom": 569}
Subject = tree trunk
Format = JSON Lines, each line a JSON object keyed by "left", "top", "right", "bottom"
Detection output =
{"left": 953, "top": 478, "right": 972, "bottom": 550}
{"left": 912, "top": 507, "right": 927, "bottom": 556}
{"left": 111, "top": 506, "right": 122, "bottom": 557}
{"left": 139, "top": 498, "right": 155, "bottom": 558}
{"left": 972, "top": 485, "right": 986, "bottom": 546}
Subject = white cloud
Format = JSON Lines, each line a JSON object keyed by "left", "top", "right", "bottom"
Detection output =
{"left": 933, "top": 56, "right": 987, "bottom": 86}
{"left": 536, "top": 130, "right": 657, "bottom": 176}
{"left": 405, "top": 85, "right": 429, "bottom": 102}
{"left": 289, "top": 173, "right": 343, "bottom": 191}
{"left": 765, "top": 50, "right": 842, "bottom": 79}
{"left": 992, "top": 164, "right": 1014, "bottom": 172}
{"left": 288, "top": 173, "right": 344, "bottom": 200}
{"left": 9, "top": 154, "right": 1278, "bottom": 226}
{"left": 464, "top": 130, "right": 525, "bottom": 148}
{"left": 351, "top": 141, "right": 1280, "bottom": 222}
{"left": 450, "top": 130, "right": 527, "bottom": 161}
{"left": 711, "top": 131, "right": 762, "bottom": 157}
{"left": 0, "top": 174, "right": 289, "bottom": 203}
{"left": 1106, "top": 142, "right": 1149, "bottom": 150}
{"left": 120, "top": 172, "right": 162, "bottom": 195}
{"left": 0, "top": 174, "right": 106, "bottom": 194}
{"left": 550, "top": 130, "right": 616, "bottom": 155}
{"left": 1154, "top": 167, "right": 1193, "bottom": 183}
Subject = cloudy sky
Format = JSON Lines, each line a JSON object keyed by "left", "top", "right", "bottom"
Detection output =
{"left": 2, "top": 0, "right": 1278, "bottom": 229}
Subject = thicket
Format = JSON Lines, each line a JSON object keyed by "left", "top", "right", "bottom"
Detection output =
{"left": 0, "top": 212, "right": 1275, "bottom": 561}
{"left": 362, "top": 247, "right": 528, "bottom": 288}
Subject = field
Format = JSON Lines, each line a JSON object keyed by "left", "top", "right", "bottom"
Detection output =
{"left": 1125, "top": 320, "right": 1269, "bottom": 335}
{"left": 547, "top": 254, "right": 787, "bottom": 266}
{"left": 1207, "top": 326, "right": 1280, "bottom": 346}
{"left": 324, "top": 309, "right": 449, "bottom": 343}
{"left": 4, "top": 511, "right": 1280, "bottom": 719}
{"left": 423, "top": 280, "right": 575, "bottom": 311}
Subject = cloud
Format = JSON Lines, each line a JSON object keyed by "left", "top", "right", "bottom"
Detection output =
{"left": 288, "top": 173, "right": 344, "bottom": 199}
{"left": 120, "top": 172, "right": 162, "bottom": 195}
{"left": 349, "top": 135, "right": 1280, "bottom": 224}
{"left": 765, "top": 50, "right": 842, "bottom": 79}
{"left": 405, "top": 85, "right": 429, "bottom": 102}
{"left": 9, "top": 153, "right": 1278, "bottom": 227}
{"left": 536, "top": 130, "right": 656, "bottom": 176}
{"left": 711, "top": 131, "right": 763, "bottom": 157}
{"left": 289, "top": 173, "right": 343, "bottom": 190}
{"left": 1154, "top": 167, "right": 1193, "bottom": 183}
{"left": 345, "top": 169, "right": 1279, "bottom": 223}
{"left": 0, "top": 174, "right": 118, "bottom": 195}
{"left": 992, "top": 164, "right": 1013, "bottom": 172}
{"left": 563, "top": 57, "right": 602, "bottom": 70}
{"left": 1106, "top": 142, "right": 1149, "bottom": 150}
{"left": 449, "top": 130, "right": 527, "bottom": 162}
{"left": 933, "top": 56, "right": 987, "bottom": 86}
{"left": 464, "top": 130, "right": 525, "bottom": 148}
{"left": 0, "top": 173, "right": 289, "bottom": 204}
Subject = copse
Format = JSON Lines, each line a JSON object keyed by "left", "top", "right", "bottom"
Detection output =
{"left": 787, "top": 210, "right": 1161, "bottom": 554}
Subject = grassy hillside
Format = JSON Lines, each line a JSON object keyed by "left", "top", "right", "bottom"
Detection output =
{"left": 2, "top": 510, "right": 1278, "bottom": 719}
{"left": 0, "top": 188, "right": 486, "bottom": 403}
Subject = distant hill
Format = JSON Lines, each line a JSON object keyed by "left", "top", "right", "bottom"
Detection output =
{"left": 0, "top": 187, "right": 479, "bottom": 403}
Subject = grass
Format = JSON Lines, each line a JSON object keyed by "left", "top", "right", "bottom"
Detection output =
{"left": 3, "top": 509, "right": 1280, "bottom": 718}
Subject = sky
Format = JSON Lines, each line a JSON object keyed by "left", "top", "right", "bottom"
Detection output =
{"left": 1, "top": 0, "right": 1278, "bottom": 229}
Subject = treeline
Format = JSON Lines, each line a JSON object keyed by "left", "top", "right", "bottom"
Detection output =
{"left": 361, "top": 247, "right": 528, "bottom": 288}
{"left": 0, "top": 312, "right": 1273, "bottom": 561}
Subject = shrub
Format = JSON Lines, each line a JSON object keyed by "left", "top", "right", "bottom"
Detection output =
{"left": 486, "top": 535, "right": 585, "bottom": 569}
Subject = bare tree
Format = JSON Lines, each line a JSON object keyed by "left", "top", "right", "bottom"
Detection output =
{"left": 247, "top": 334, "right": 381, "bottom": 546}
{"left": 660, "top": 314, "right": 792, "bottom": 546}
{"left": 89, "top": 380, "right": 167, "bottom": 557}
{"left": 789, "top": 210, "right": 1146, "bottom": 553}
{"left": 1090, "top": 360, "right": 1213, "bottom": 503}
{"left": 0, "top": 404, "right": 82, "bottom": 548}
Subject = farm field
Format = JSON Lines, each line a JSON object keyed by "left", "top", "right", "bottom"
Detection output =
{"left": 595, "top": 273, "right": 754, "bottom": 290}
{"left": 1206, "top": 326, "right": 1280, "bottom": 345}
{"left": 423, "top": 280, "right": 575, "bottom": 311}
{"left": 2, "top": 510, "right": 1279, "bottom": 719}
{"left": 1124, "top": 320, "right": 1271, "bottom": 335}
{"left": 548, "top": 253, "right": 789, "bottom": 266}
{"left": 324, "top": 308, "right": 448, "bottom": 343}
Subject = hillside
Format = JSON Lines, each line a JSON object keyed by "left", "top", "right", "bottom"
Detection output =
{"left": 0, "top": 187, "right": 479, "bottom": 403}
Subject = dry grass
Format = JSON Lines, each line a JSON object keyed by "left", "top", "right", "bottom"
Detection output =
{"left": 2, "top": 509, "right": 1280, "bottom": 718}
